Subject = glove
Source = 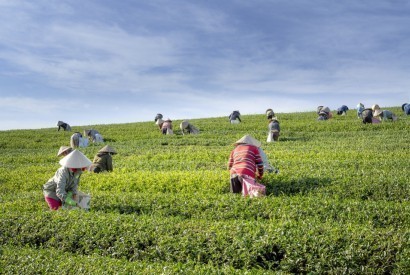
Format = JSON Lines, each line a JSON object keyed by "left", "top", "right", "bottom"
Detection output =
{"left": 65, "top": 192, "right": 77, "bottom": 206}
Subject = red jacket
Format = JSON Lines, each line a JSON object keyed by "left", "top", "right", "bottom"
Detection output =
{"left": 228, "top": 144, "right": 264, "bottom": 178}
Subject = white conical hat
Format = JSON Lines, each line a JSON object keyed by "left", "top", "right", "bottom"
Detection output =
{"left": 98, "top": 145, "right": 117, "bottom": 154}
{"left": 234, "top": 135, "right": 261, "bottom": 147}
{"left": 59, "top": 149, "right": 92, "bottom": 168}
{"left": 57, "top": 146, "right": 73, "bottom": 157}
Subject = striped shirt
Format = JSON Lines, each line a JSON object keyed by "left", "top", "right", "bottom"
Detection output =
{"left": 228, "top": 144, "right": 264, "bottom": 178}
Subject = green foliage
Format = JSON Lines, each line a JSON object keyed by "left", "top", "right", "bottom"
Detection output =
{"left": 0, "top": 107, "right": 409, "bottom": 273}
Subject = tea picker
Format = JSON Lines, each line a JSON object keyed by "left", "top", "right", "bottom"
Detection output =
{"left": 43, "top": 149, "right": 92, "bottom": 210}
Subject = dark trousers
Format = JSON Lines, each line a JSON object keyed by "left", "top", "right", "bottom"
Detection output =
{"left": 230, "top": 175, "right": 243, "bottom": 193}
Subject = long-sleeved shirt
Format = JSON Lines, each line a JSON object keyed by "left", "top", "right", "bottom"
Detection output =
{"left": 269, "top": 120, "right": 280, "bottom": 132}
{"left": 228, "top": 144, "right": 264, "bottom": 178}
{"left": 91, "top": 153, "right": 113, "bottom": 172}
{"left": 229, "top": 112, "right": 241, "bottom": 122}
{"left": 43, "top": 167, "right": 80, "bottom": 202}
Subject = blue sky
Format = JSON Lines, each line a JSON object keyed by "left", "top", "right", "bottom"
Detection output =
{"left": 1, "top": 0, "right": 409, "bottom": 130}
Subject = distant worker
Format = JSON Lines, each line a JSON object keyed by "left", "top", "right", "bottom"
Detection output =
{"left": 85, "top": 129, "right": 103, "bottom": 143}
{"left": 155, "top": 113, "right": 163, "bottom": 122}
{"left": 90, "top": 145, "right": 117, "bottom": 173}
{"left": 373, "top": 109, "right": 397, "bottom": 122}
{"left": 229, "top": 110, "right": 241, "bottom": 124}
{"left": 70, "top": 132, "right": 83, "bottom": 148}
{"left": 57, "top": 121, "right": 71, "bottom": 131}
{"left": 180, "top": 120, "right": 199, "bottom": 135}
{"left": 267, "top": 117, "right": 280, "bottom": 142}
{"left": 337, "top": 105, "right": 349, "bottom": 115}
{"left": 57, "top": 146, "right": 73, "bottom": 158}
{"left": 361, "top": 108, "right": 380, "bottom": 124}
{"left": 155, "top": 114, "right": 164, "bottom": 129}
{"left": 317, "top": 106, "right": 324, "bottom": 115}
{"left": 266, "top": 108, "right": 275, "bottom": 119}
{"left": 228, "top": 135, "right": 264, "bottom": 193}
{"left": 356, "top": 103, "right": 365, "bottom": 118}
{"left": 317, "top": 106, "right": 332, "bottom": 120}
{"left": 402, "top": 103, "right": 410, "bottom": 115}
{"left": 161, "top": 118, "right": 173, "bottom": 135}
{"left": 43, "top": 150, "right": 92, "bottom": 210}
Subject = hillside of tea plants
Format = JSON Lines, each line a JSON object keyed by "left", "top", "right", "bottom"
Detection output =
{"left": 1, "top": 107, "right": 409, "bottom": 274}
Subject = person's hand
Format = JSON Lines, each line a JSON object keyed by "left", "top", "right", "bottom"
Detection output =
{"left": 72, "top": 194, "right": 77, "bottom": 201}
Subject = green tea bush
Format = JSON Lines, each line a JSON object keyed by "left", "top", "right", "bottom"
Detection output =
{"left": 0, "top": 107, "right": 409, "bottom": 273}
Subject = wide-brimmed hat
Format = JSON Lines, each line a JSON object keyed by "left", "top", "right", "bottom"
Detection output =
{"left": 373, "top": 109, "right": 383, "bottom": 117}
{"left": 98, "top": 145, "right": 117, "bottom": 154}
{"left": 57, "top": 146, "right": 73, "bottom": 157}
{"left": 234, "top": 135, "right": 261, "bottom": 147}
{"left": 59, "top": 149, "right": 92, "bottom": 168}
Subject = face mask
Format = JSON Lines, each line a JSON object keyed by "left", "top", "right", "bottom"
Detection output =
{"left": 74, "top": 171, "right": 82, "bottom": 179}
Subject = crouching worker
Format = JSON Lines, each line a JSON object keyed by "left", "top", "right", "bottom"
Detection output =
{"left": 90, "top": 145, "right": 117, "bottom": 173}
{"left": 85, "top": 129, "right": 104, "bottom": 143}
{"left": 228, "top": 135, "right": 264, "bottom": 194}
{"left": 43, "top": 150, "right": 92, "bottom": 210}
{"left": 267, "top": 117, "right": 280, "bottom": 142}
{"left": 155, "top": 113, "right": 164, "bottom": 129}
{"left": 57, "top": 121, "right": 71, "bottom": 131}
{"left": 357, "top": 103, "right": 365, "bottom": 118}
{"left": 402, "top": 103, "right": 410, "bottom": 115}
{"left": 229, "top": 110, "right": 241, "bottom": 124}
{"left": 373, "top": 109, "right": 397, "bottom": 122}
{"left": 180, "top": 120, "right": 199, "bottom": 135}
{"left": 361, "top": 108, "right": 380, "bottom": 124}
{"left": 337, "top": 105, "right": 349, "bottom": 115}
{"left": 161, "top": 118, "right": 173, "bottom": 135}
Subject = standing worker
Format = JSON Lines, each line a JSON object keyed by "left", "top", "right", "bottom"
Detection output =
{"left": 155, "top": 113, "right": 164, "bottom": 129}
{"left": 228, "top": 135, "right": 264, "bottom": 193}
{"left": 90, "top": 145, "right": 117, "bottom": 173}
{"left": 180, "top": 120, "right": 199, "bottom": 135}
{"left": 229, "top": 110, "right": 241, "bottom": 124}
{"left": 43, "top": 150, "right": 92, "bottom": 210}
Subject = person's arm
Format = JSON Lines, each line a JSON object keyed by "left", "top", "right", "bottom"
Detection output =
{"left": 55, "top": 169, "right": 69, "bottom": 202}
{"left": 107, "top": 155, "right": 113, "bottom": 171}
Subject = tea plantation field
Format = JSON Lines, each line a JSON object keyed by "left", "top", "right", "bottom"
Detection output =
{"left": 1, "top": 107, "right": 409, "bottom": 274}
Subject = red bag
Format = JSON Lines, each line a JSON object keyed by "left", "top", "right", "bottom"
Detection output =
{"left": 242, "top": 177, "right": 266, "bottom": 198}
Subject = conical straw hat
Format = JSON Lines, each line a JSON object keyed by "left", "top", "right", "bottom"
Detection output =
{"left": 57, "top": 146, "right": 73, "bottom": 157}
{"left": 234, "top": 135, "right": 261, "bottom": 147}
{"left": 59, "top": 149, "right": 92, "bottom": 168}
{"left": 98, "top": 145, "right": 117, "bottom": 154}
